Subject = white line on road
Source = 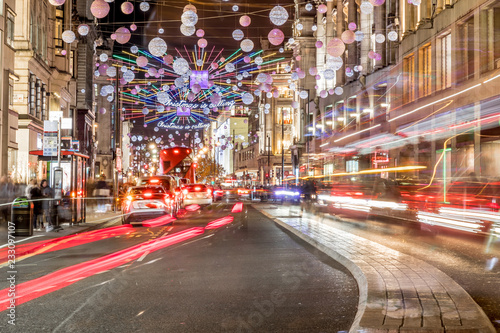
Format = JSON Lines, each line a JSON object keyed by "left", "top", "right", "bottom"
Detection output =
{"left": 0, "top": 235, "right": 44, "bottom": 249}
{"left": 137, "top": 251, "right": 150, "bottom": 262}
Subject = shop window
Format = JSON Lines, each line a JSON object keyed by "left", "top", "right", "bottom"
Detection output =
{"left": 277, "top": 107, "right": 292, "bottom": 124}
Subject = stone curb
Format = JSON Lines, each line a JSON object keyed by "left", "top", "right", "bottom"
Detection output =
{"left": 255, "top": 207, "right": 495, "bottom": 333}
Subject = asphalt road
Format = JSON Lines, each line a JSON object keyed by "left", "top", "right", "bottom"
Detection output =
{"left": 0, "top": 203, "right": 358, "bottom": 332}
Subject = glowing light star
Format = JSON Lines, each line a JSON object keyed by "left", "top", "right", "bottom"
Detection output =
{"left": 115, "top": 27, "right": 131, "bottom": 44}
{"left": 62, "top": 30, "right": 76, "bottom": 43}
{"left": 341, "top": 30, "right": 356, "bottom": 44}
{"left": 315, "top": 41, "right": 323, "bottom": 48}
{"left": 225, "top": 63, "right": 235, "bottom": 72}
{"left": 375, "top": 33, "right": 386, "bottom": 43}
{"left": 268, "top": 29, "right": 285, "bottom": 46}
{"left": 136, "top": 56, "right": 148, "bottom": 67}
{"left": 90, "top": 0, "right": 110, "bottom": 19}
{"left": 232, "top": 5, "right": 239, "bottom": 11}
{"left": 239, "top": 15, "right": 251, "bottom": 27}
{"left": 49, "top": 0, "right": 65, "bottom": 5}
{"left": 139, "top": 1, "right": 150, "bottom": 12}
{"left": 318, "top": 4, "right": 327, "bottom": 13}
{"left": 360, "top": 1, "right": 374, "bottom": 14}
{"left": 387, "top": 31, "right": 398, "bottom": 41}
{"left": 121, "top": 1, "right": 134, "bottom": 14}
{"left": 241, "top": 93, "right": 254, "bottom": 105}
{"left": 78, "top": 24, "right": 89, "bottom": 36}
{"left": 254, "top": 56, "right": 263, "bottom": 65}
{"left": 232, "top": 29, "right": 244, "bottom": 41}
{"left": 181, "top": 10, "right": 198, "bottom": 27}
{"left": 196, "top": 29, "right": 205, "bottom": 38}
{"left": 305, "top": 3, "right": 313, "bottom": 11}
{"left": 180, "top": 24, "right": 195, "bottom": 36}
{"left": 327, "top": 38, "right": 346, "bottom": 57}
{"left": 148, "top": 37, "right": 167, "bottom": 57}
{"left": 240, "top": 39, "right": 254, "bottom": 52}
{"left": 173, "top": 58, "right": 190, "bottom": 75}
{"left": 197, "top": 38, "right": 208, "bottom": 48}
{"left": 269, "top": 6, "right": 288, "bottom": 26}
{"left": 369, "top": 0, "right": 385, "bottom": 5}
{"left": 348, "top": 22, "right": 357, "bottom": 31}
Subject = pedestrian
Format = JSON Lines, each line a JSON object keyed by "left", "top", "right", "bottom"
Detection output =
{"left": 25, "top": 179, "right": 37, "bottom": 199}
{"left": 94, "top": 175, "right": 110, "bottom": 213}
{"left": 30, "top": 180, "right": 43, "bottom": 230}
{"left": 41, "top": 179, "right": 61, "bottom": 231}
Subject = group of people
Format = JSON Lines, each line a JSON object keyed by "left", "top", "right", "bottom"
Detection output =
{"left": 25, "top": 179, "right": 62, "bottom": 232}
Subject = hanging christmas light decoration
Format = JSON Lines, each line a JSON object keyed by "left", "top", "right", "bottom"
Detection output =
{"left": 387, "top": 31, "right": 398, "bottom": 41}
{"left": 90, "top": 0, "right": 110, "bottom": 18}
{"left": 375, "top": 33, "right": 386, "bottom": 43}
{"left": 181, "top": 10, "right": 198, "bottom": 27}
{"left": 173, "top": 58, "right": 190, "bottom": 75}
{"left": 148, "top": 37, "right": 167, "bottom": 57}
{"left": 115, "top": 27, "right": 131, "bottom": 44}
{"left": 183, "top": 4, "right": 197, "bottom": 13}
{"left": 268, "top": 28, "right": 285, "bottom": 46}
{"left": 49, "top": 0, "right": 65, "bottom": 5}
{"left": 180, "top": 24, "right": 195, "bottom": 36}
{"left": 269, "top": 6, "right": 288, "bottom": 26}
{"left": 232, "top": 29, "right": 244, "bottom": 41}
{"left": 196, "top": 29, "right": 205, "bottom": 38}
{"left": 78, "top": 24, "right": 89, "bottom": 36}
{"left": 326, "top": 38, "right": 346, "bottom": 57}
{"left": 62, "top": 30, "right": 76, "bottom": 43}
{"left": 239, "top": 15, "right": 251, "bottom": 27}
{"left": 121, "top": 1, "right": 134, "bottom": 14}
{"left": 360, "top": 1, "right": 374, "bottom": 14}
{"left": 318, "top": 4, "right": 327, "bottom": 13}
{"left": 305, "top": 3, "right": 313, "bottom": 11}
{"left": 341, "top": 30, "right": 356, "bottom": 44}
{"left": 139, "top": 1, "right": 150, "bottom": 12}
{"left": 240, "top": 39, "right": 254, "bottom": 52}
{"left": 136, "top": 56, "right": 148, "bottom": 67}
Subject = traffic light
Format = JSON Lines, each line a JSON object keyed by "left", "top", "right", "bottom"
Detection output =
{"left": 265, "top": 173, "right": 269, "bottom": 179}
{"left": 271, "top": 170, "right": 274, "bottom": 178}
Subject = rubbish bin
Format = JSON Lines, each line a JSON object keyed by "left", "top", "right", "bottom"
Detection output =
{"left": 11, "top": 197, "right": 33, "bottom": 236}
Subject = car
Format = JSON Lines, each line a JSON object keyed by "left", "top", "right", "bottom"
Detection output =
{"left": 122, "top": 185, "right": 177, "bottom": 224}
{"left": 182, "top": 184, "right": 213, "bottom": 207}
{"left": 136, "top": 175, "right": 182, "bottom": 212}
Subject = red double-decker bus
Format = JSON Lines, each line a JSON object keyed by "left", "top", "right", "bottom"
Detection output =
{"left": 158, "top": 147, "right": 196, "bottom": 184}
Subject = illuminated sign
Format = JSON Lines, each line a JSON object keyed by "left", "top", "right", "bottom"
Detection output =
{"left": 160, "top": 98, "right": 236, "bottom": 110}
{"left": 156, "top": 121, "right": 211, "bottom": 130}
{"left": 176, "top": 107, "right": 191, "bottom": 117}
{"left": 190, "top": 70, "right": 209, "bottom": 89}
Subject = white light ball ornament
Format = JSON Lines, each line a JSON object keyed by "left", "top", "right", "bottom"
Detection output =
{"left": 173, "top": 58, "right": 190, "bottom": 75}
{"left": 232, "top": 29, "right": 244, "bottom": 41}
{"left": 139, "top": 1, "right": 150, "bottom": 12}
{"left": 387, "top": 31, "right": 398, "bottom": 41}
{"left": 269, "top": 6, "right": 288, "bottom": 26}
{"left": 181, "top": 10, "right": 198, "bottom": 27}
{"left": 241, "top": 93, "right": 254, "bottom": 105}
{"left": 360, "top": 1, "right": 374, "bottom": 14}
{"left": 148, "top": 37, "right": 167, "bottom": 57}
{"left": 375, "top": 33, "right": 386, "bottom": 43}
{"left": 78, "top": 24, "right": 90, "bottom": 36}
{"left": 240, "top": 39, "right": 254, "bottom": 52}
{"left": 62, "top": 30, "right": 76, "bottom": 43}
{"left": 49, "top": 0, "right": 65, "bottom": 4}
{"left": 180, "top": 24, "right": 195, "bottom": 36}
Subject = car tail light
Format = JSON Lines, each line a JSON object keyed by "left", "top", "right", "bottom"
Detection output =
{"left": 149, "top": 179, "right": 160, "bottom": 184}
{"left": 144, "top": 192, "right": 152, "bottom": 198}
{"left": 195, "top": 186, "right": 201, "bottom": 191}
{"left": 164, "top": 194, "right": 171, "bottom": 204}
{"left": 182, "top": 189, "right": 188, "bottom": 195}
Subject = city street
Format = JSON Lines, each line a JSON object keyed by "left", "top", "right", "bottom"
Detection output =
{"left": 0, "top": 203, "right": 358, "bottom": 332}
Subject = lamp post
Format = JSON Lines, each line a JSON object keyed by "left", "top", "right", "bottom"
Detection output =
{"left": 281, "top": 107, "right": 284, "bottom": 187}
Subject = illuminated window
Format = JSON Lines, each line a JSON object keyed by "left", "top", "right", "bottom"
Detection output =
{"left": 419, "top": 44, "right": 432, "bottom": 97}
{"left": 438, "top": 33, "right": 452, "bottom": 90}
{"left": 277, "top": 107, "right": 292, "bottom": 124}
{"left": 457, "top": 16, "right": 475, "bottom": 82}
{"left": 403, "top": 54, "right": 415, "bottom": 104}
{"left": 55, "top": 6, "right": 64, "bottom": 55}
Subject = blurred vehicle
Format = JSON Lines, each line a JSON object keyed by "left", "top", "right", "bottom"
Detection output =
{"left": 182, "top": 184, "right": 213, "bottom": 206}
{"left": 136, "top": 175, "right": 182, "bottom": 212}
{"left": 213, "top": 188, "right": 225, "bottom": 201}
{"left": 122, "top": 185, "right": 177, "bottom": 224}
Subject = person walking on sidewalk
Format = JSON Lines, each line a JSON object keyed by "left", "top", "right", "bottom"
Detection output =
{"left": 95, "top": 175, "right": 110, "bottom": 213}
{"left": 30, "top": 181, "right": 43, "bottom": 230}
{"left": 41, "top": 179, "right": 60, "bottom": 232}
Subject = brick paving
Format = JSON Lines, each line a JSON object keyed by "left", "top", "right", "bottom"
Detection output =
{"left": 255, "top": 204, "right": 495, "bottom": 333}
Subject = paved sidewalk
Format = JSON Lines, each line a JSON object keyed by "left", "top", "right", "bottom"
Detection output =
{"left": 0, "top": 210, "right": 121, "bottom": 244}
{"left": 254, "top": 204, "right": 495, "bottom": 333}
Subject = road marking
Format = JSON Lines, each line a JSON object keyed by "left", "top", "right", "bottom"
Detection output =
{"left": 0, "top": 235, "right": 44, "bottom": 249}
{"left": 137, "top": 251, "right": 150, "bottom": 262}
